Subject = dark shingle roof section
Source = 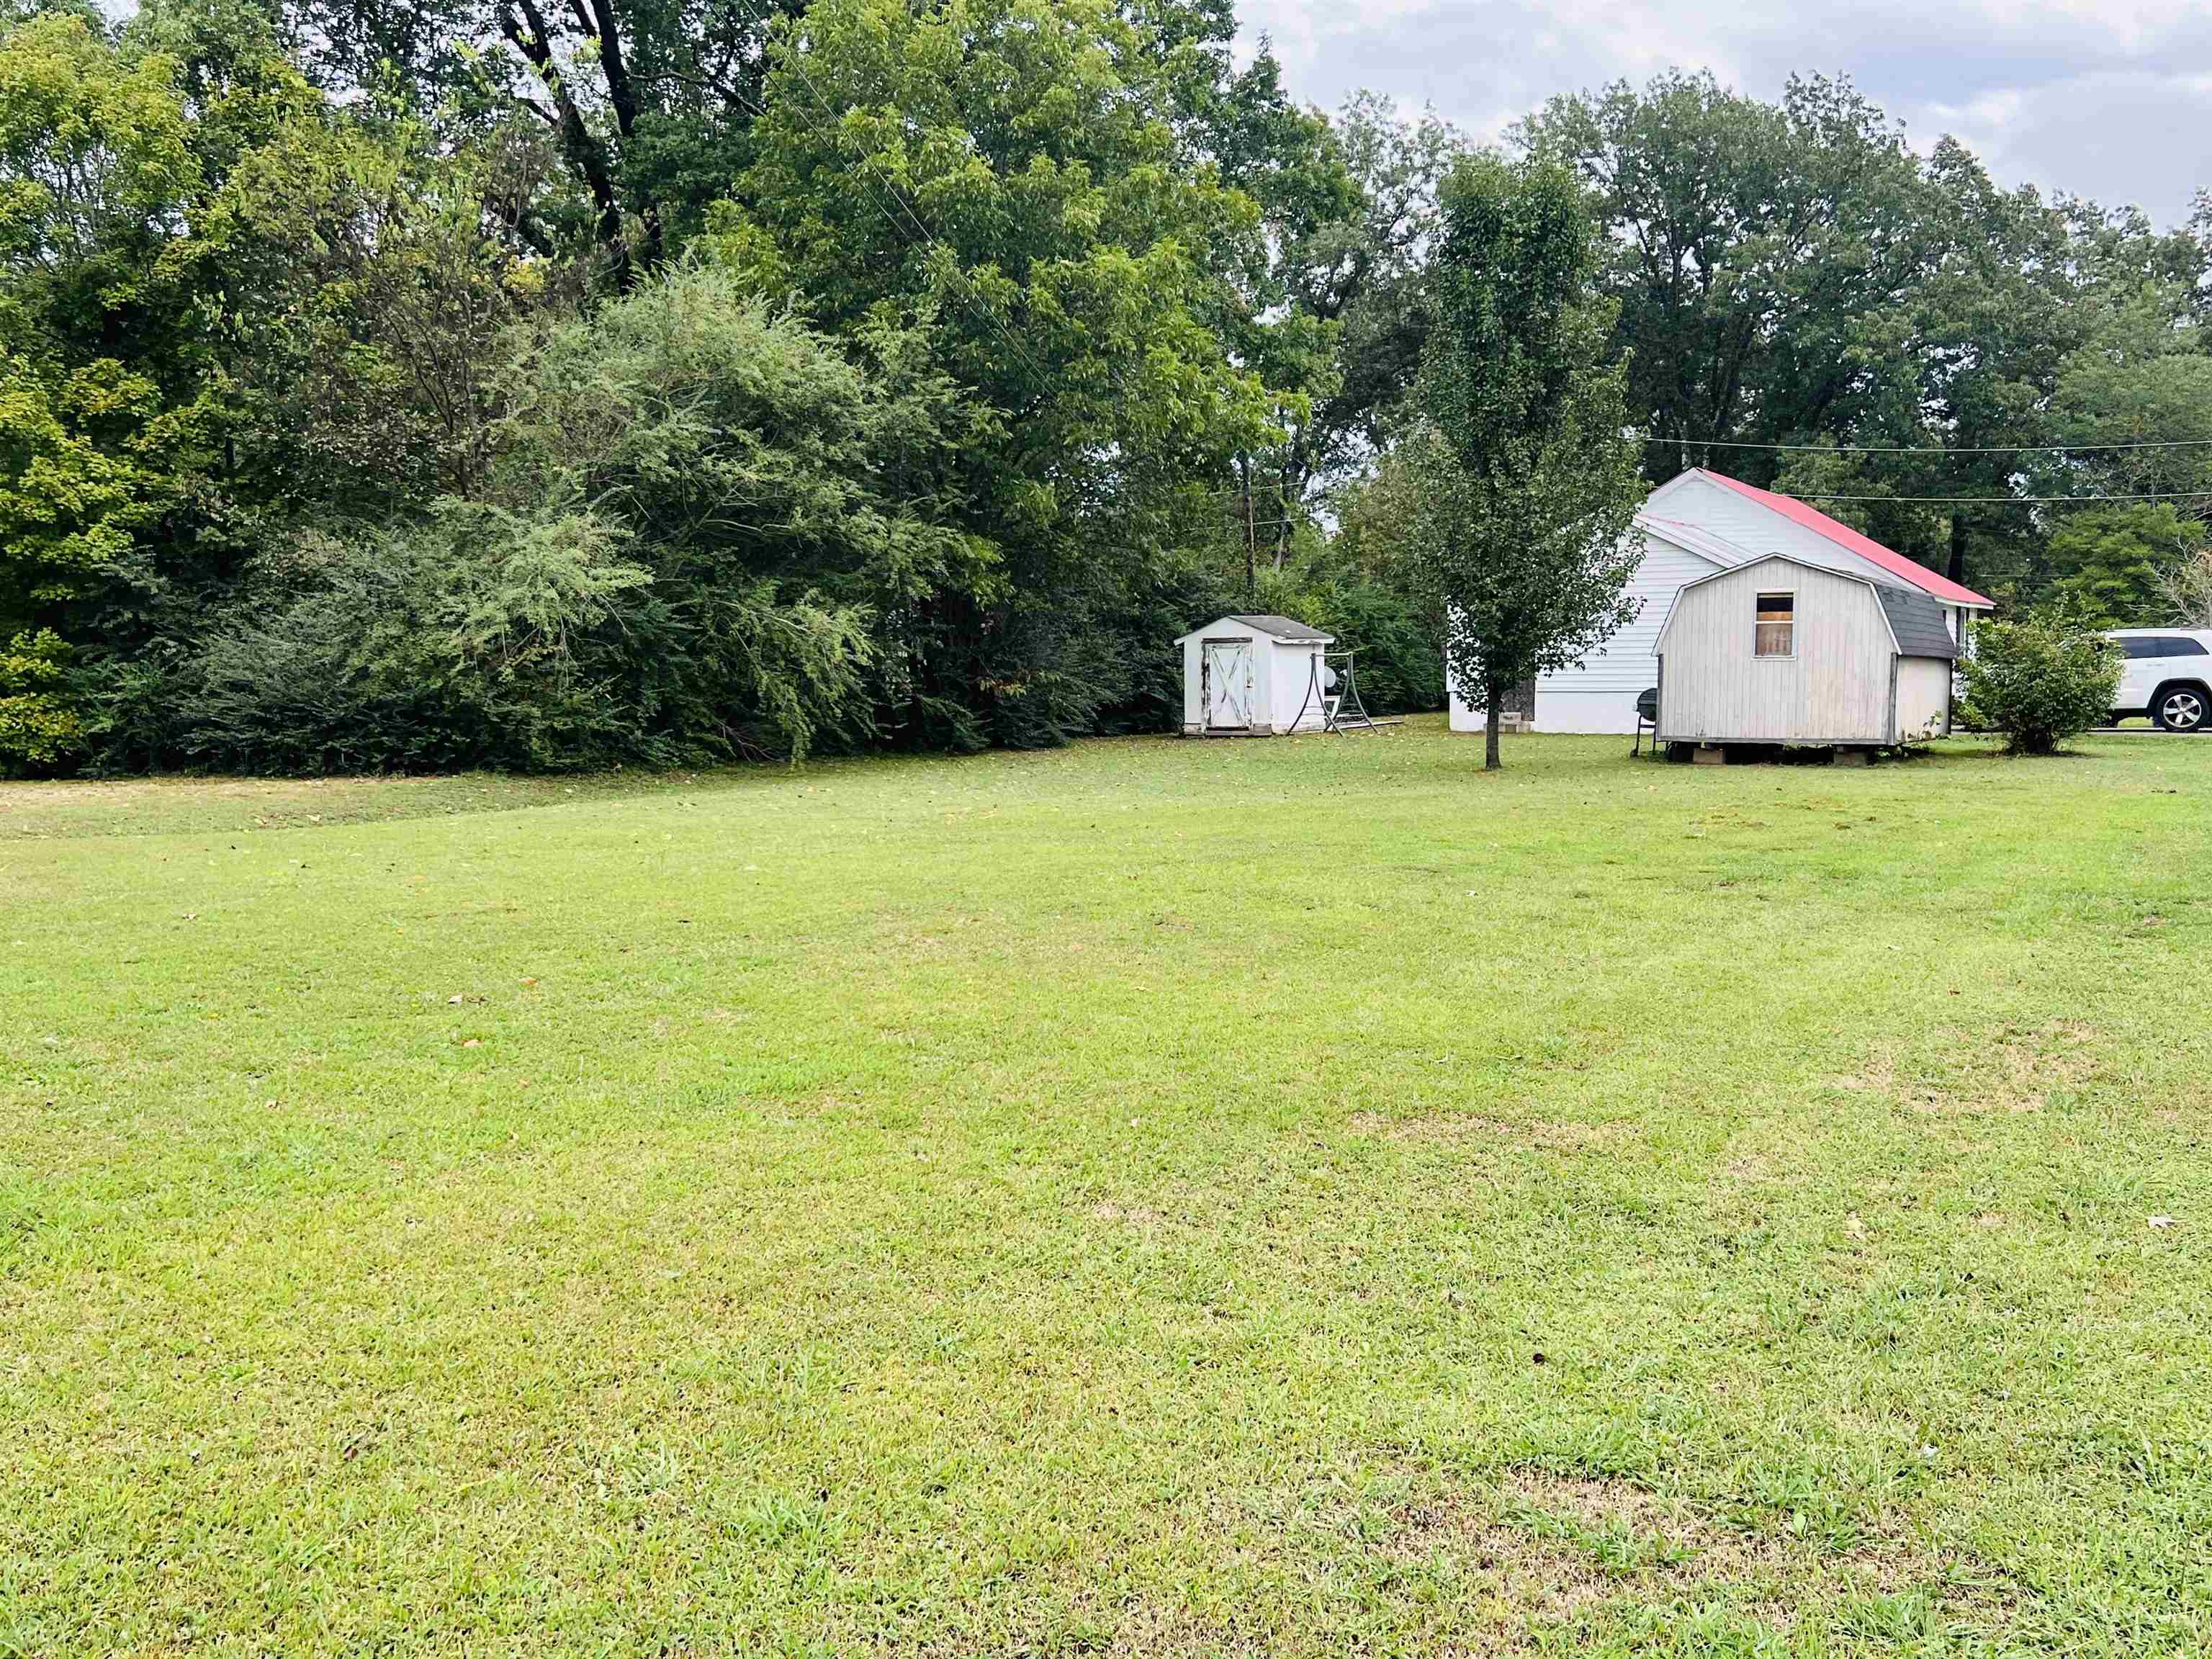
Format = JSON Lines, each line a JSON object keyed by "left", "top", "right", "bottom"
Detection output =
{"left": 1875, "top": 585, "right": 1961, "bottom": 659}
{"left": 1228, "top": 613, "right": 1328, "bottom": 641}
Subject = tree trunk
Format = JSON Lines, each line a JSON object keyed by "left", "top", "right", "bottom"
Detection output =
{"left": 1484, "top": 683, "right": 1502, "bottom": 771}
{"left": 1238, "top": 454, "right": 1256, "bottom": 598}
{"left": 503, "top": 0, "right": 634, "bottom": 290}
{"left": 583, "top": 0, "right": 663, "bottom": 273}
{"left": 1947, "top": 510, "right": 1969, "bottom": 588}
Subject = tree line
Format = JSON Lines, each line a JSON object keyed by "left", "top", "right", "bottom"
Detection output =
{"left": 1, "top": 0, "right": 2206, "bottom": 774}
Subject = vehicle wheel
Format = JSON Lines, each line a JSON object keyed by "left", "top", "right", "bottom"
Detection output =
{"left": 2152, "top": 683, "right": 2209, "bottom": 732}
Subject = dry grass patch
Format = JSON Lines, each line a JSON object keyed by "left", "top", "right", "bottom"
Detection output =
{"left": 1908, "top": 1020, "right": 2104, "bottom": 1117}
{"left": 1388, "top": 1491, "right": 1619, "bottom": 1625}
{"left": 1830, "top": 1022, "right": 2108, "bottom": 1118}
{"left": 1386, "top": 1467, "right": 1945, "bottom": 1634}
{"left": 1087, "top": 1200, "right": 1164, "bottom": 1227}
{"left": 1100, "top": 1601, "right": 1274, "bottom": 1658}
{"left": 1349, "top": 1112, "right": 1630, "bottom": 1154}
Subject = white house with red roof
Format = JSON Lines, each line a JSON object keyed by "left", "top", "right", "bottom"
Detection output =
{"left": 1448, "top": 468, "right": 1995, "bottom": 735}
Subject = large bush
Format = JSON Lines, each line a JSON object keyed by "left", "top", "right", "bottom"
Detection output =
{"left": 1961, "top": 606, "right": 2121, "bottom": 755}
{"left": 79, "top": 266, "right": 981, "bottom": 772}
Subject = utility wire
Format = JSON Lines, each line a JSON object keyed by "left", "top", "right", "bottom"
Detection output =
{"left": 1780, "top": 489, "right": 2212, "bottom": 505}
{"left": 1649, "top": 434, "right": 2212, "bottom": 455}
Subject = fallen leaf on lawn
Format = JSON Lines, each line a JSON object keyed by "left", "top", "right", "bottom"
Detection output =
{"left": 459, "top": 1038, "right": 482, "bottom": 1048}
{"left": 2149, "top": 1214, "right": 2177, "bottom": 1229}
{"left": 520, "top": 977, "right": 539, "bottom": 987}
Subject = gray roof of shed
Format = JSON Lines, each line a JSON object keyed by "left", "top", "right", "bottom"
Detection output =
{"left": 1874, "top": 585, "right": 1961, "bottom": 659}
{"left": 1228, "top": 613, "right": 1328, "bottom": 641}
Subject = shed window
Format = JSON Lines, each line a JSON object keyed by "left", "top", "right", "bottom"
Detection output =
{"left": 1755, "top": 593, "right": 1794, "bottom": 658}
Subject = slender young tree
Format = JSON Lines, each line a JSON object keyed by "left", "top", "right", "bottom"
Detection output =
{"left": 1408, "top": 153, "right": 1646, "bottom": 769}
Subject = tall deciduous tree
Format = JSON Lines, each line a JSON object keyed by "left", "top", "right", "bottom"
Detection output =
{"left": 282, "top": 0, "right": 809, "bottom": 287}
{"left": 732, "top": 0, "right": 1277, "bottom": 745}
{"left": 1408, "top": 153, "right": 1645, "bottom": 770}
{"left": 1516, "top": 72, "right": 1925, "bottom": 480}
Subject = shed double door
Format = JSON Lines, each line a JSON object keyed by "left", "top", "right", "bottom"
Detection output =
{"left": 1201, "top": 639, "right": 1254, "bottom": 729}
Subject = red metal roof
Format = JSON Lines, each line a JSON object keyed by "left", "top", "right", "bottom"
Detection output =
{"left": 1698, "top": 469, "right": 1995, "bottom": 608}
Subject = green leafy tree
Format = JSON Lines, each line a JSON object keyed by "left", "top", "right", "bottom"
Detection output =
{"left": 1516, "top": 72, "right": 1925, "bottom": 477}
{"left": 2049, "top": 503, "right": 2206, "bottom": 624}
{"left": 1205, "top": 78, "right": 1467, "bottom": 556}
{"left": 1519, "top": 70, "right": 2212, "bottom": 606}
{"left": 732, "top": 0, "right": 1277, "bottom": 746}
{"left": 0, "top": 10, "right": 202, "bottom": 345}
{"left": 1307, "top": 96, "right": 1465, "bottom": 472}
{"left": 0, "top": 12, "right": 203, "bottom": 766}
{"left": 2049, "top": 286, "right": 2212, "bottom": 498}
{"left": 1406, "top": 152, "right": 1645, "bottom": 770}
{"left": 280, "top": 0, "right": 809, "bottom": 288}
{"left": 89, "top": 262, "right": 989, "bottom": 770}
{"left": 0, "top": 626, "right": 78, "bottom": 770}
{"left": 2156, "top": 545, "right": 2212, "bottom": 627}
{"left": 1961, "top": 604, "right": 2122, "bottom": 755}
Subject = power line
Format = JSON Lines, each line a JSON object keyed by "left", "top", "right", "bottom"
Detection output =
{"left": 1780, "top": 489, "right": 2212, "bottom": 505}
{"left": 1649, "top": 434, "right": 2212, "bottom": 455}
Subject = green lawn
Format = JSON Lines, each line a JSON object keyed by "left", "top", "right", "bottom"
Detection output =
{"left": 6, "top": 721, "right": 2211, "bottom": 1655}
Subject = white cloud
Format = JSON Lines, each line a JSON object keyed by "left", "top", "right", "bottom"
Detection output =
{"left": 1238, "top": 0, "right": 2212, "bottom": 222}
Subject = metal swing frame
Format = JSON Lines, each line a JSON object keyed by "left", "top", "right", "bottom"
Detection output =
{"left": 1287, "top": 648, "right": 1402, "bottom": 734}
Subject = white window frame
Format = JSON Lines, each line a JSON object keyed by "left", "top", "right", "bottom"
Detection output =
{"left": 1755, "top": 590, "right": 1796, "bottom": 660}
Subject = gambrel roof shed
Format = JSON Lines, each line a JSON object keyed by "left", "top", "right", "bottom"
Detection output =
{"left": 1654, "top": 553, "right": 1960, "bottom": 748}
{"left": 1449, "top": 467, "right": 1992, "bottom": 737}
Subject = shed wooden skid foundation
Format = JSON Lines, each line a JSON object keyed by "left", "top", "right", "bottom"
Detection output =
{"left": 1667, "top": 742, "right": 1887, "bottom": 765}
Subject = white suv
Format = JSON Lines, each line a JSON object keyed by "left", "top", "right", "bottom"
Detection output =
{"left": 2107, "top": 629, "right": 2212, "bottom": 732}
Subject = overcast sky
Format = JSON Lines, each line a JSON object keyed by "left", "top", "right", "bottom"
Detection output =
{"left": 1236, "top": 0, "right": 2212, "bottom": 228}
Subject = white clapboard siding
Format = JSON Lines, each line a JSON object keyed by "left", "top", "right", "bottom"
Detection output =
{"left": 1657, "top": 559, "right": 1897, "bottom": 744}
{"left": 1645, "top": 473, "right": 1912, "bottom": 593}
{"left": 1537, "top": 527, "right": 1720, "bottom": 696}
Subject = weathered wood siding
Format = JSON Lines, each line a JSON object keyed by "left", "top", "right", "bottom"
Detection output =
{"left": 1657, "top": 559, "right": 1895, "bottom": 744}
{"left": 1897, "top": 656, "right": 1951, "bottom": 739}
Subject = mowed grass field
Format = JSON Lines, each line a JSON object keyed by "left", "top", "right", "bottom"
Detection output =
{"left": 5, "top": 721, "right": 2211, "bottom": 1656}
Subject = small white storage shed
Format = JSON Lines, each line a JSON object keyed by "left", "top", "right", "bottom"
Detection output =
{"left": 1175, "top": 614, "right": 1334, "bottom": 735}
{"left": 1654, "top": 554, "right": 1959, "bottom": 749}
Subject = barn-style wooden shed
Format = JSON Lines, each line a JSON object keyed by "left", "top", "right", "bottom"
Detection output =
{"left": 1175, "top": 614, "right": 1334, "bottom": 736}
{"left": 1653, "top": 554, "right": 1959, "bottom": 753}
